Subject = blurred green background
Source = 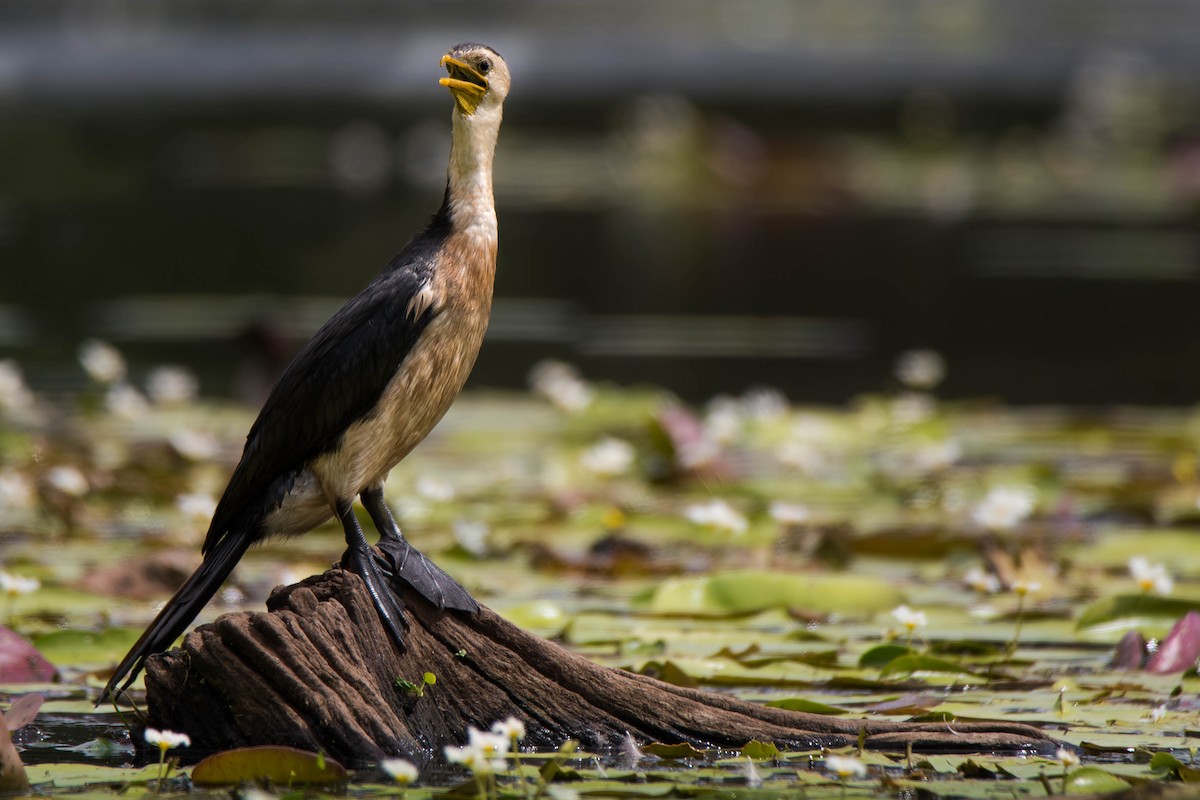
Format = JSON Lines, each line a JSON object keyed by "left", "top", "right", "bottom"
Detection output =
{"left": 2, "top": 0, "right": 1199, "bottom": 404}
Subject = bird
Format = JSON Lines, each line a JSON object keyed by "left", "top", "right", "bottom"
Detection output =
{"left": 98, "top": 42, "right": 509, "bottom": 704}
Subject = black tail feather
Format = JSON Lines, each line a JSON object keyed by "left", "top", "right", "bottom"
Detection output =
{"left": 97, "top": 531, "right": 252, "bottom": 706}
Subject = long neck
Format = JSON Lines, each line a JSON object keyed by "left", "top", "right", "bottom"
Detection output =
{"left": 445, "top": 106, "right": 501, "bottom": 245}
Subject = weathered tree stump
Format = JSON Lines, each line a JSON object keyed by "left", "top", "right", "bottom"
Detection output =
{"left": 144, "top": 567, "right": 1054, "bottom": 766}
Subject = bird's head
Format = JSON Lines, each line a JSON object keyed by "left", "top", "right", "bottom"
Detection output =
{"left": 440, "top": 43, "right": 509, "bottom": 117}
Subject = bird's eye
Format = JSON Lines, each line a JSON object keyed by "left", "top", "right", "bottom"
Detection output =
{"left": 478, "top": 59, "right": 491, "bottom": 74}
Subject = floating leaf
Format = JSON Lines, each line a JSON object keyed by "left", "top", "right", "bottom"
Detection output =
{"left": 191, "top": 746, "right": 348, "bottom": 786}
{"left": 641, "top": 741, "right": 707, "bottom": 760}
{"left": 1, "top": 692, "right": 44, "bottom": 730}
{"left": 648, "top": 570, "right": 902, "bottom": 616}
{"left": 764, "top": 697, "right": 848, "bottom": 715}
{"left": 864, "top": 692, "right": 940, "bottom": 714}
{"left": 30, "top": 628, "right": 141, "bottom": 668}
{"left": 879, "top": 654, "right": 977, "bottom": 679}
{"left": 1146, "top": 611, "right": 1200, "bottom": 674}
{"left": 1111, "top": 630, "right": 1147, "bottom": 670}
{"left": 740, "top": 740, "right": 780, "bottom": 760}
{"left": 859, "top": 644, "right": 913, "bottom": 668}
{"left": 1075, "top": 594, "right": 1200, "bottom": 630}
{"left": 0, "top": 627, "right": 56, "bottom": 683}
{"left": 1063, "top": 767, "right": 1130, "bottom": 794}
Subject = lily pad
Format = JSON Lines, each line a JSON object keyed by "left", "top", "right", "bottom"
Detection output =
{"left": 1063, "top": 766, "right": 1131, "bottom": 794}
{"left": 1076, "top": 594, "right": 1200, "bottom": 630}
{"left": 647, "top": 570, "right": 903, "bottom": 616}
{"left": 190, "top": 745, "right": 348, "bottom": 786}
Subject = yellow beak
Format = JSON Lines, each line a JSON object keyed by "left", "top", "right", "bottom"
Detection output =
{"left": 440, "top": 54, "right": 488, "bottom": 115}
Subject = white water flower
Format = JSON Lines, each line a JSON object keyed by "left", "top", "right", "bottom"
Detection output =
{"left": 491, "top": 716, "right": 526, "bottom": 741}
{"left": 144, "top": 728, "right": 191, "bottom": 751}
{"left": 146, "top": 366, "right": 199, "bottom": 406}
{"left": 1011, "top": 579, "right": 1041, "bottom": 597}
{"left": 415, "top": 477, "right": 456, "bottom": 502}
{"left": 0, "top": 572, "right": 40, "bottom": 597}
{"left": 176, "top": 492, "right": 217, "bottom": 521}
{"left": 529, "top": 360, "right": 592, "bottom": 412}
{"left": 825, "top": 754, "right": 867, "bottom": 779}
{"left": 963, "top": 567, "right": 1001, "bottom": 595}
{"left": 105, "top": 382, "right": 149, "bottom": 419}
{"left": 0, "top": 360, "right": 33, "bottom": 410}
{"left": 894, "top": 349, "right": 946, "bottom": 390}
{"left": 768, "top": 501, "right": 810, "bottom": 526}
{"left": 0, "top": 470, "right": 34, "bottom": 510}
{"left": 1055, "top": 748, "right": 1080, "bottom": 767}
{"left": 685, "top": 498, "right": 748, "bottom": 535}
{"left": 79, "top": 339, "right": 126, "bottom": 384}
{"left": 971, "top": 485, "right": 1036, "bottom": 530}
{"left": 45, "top": 465, "right": 88, "bottom": 497}
{"left": 452, "top": 519, "right": 490, "bottom": 558}
{"left": 741, "top": 387, "right": 788, "bottom": 422}
{"left": 891, "top": 604, "right": 928, "bottom": 632}
{"left": 580, "top": 437, "right": 636, "bottom": 477}
{"left": 444, "top": 725, "right": 509, "bottom": 774}
{"left": 380, "top": 758, "right": 419, "bottom": 785}
{"left": 1128, "top": 557, "right": 1173, "bottom": 596}
{"left": 703, "top": 396, "right": 743, "bottom": 444}
{"left": 168, "top": 429, "right": 220, "bottom": 461}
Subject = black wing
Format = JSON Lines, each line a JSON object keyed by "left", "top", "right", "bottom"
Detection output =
{"left": 203, "top": 246, "right": 441, "bottom": 553}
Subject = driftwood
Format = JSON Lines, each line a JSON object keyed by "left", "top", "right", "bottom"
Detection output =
{"left": 144, "top": 567, "right": 1054, "bottom": 766}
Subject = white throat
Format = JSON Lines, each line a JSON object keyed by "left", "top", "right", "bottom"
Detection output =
{"left": 446, "top": 105, "right": 502, "bottom": 243}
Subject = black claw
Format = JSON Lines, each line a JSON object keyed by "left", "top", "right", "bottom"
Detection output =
{"left": 338, "top": 503, "right": 409, "bottom": 651}
{"left": 360, "top": 486, "right": 480, "bottom": 614}
{"left": 374, "top": 537, "right": 480, "bottom": 614}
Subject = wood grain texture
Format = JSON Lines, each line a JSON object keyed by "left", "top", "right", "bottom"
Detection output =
{"left": 144, "top": 567, "right": 1056, "bottom": 766}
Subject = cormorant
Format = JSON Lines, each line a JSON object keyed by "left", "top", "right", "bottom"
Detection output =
{"left": 99, "top": 42, "right": 509, "bottom": 704}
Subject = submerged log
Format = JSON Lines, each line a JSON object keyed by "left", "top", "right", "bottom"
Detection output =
{"left": 144, "top": 567, "right": 1053, "bottom": 766}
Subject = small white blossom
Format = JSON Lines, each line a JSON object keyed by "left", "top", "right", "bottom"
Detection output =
{"left": 580, "top": 437, "right": 636, "bottom": 477}
{"left": 620, "top": 731, "right": 645, "bottom": 768}
{"left": 704, "top": 397, "right": 743, "bottom": 444}
{"left": 415, "top": 477, "right": 456, "bottom": 502}
{"left": 168, "top": 429, "right": 220, "bottom": 462}
{"left": 685, "top": 498, "right": 748, "bottom": 535}
{"left": 1149, "top": 704, "right": 1167, "bottom": 724}
{"left": 1055, "top": 748, "right": 1080, "bottom": 768}
{"left": 675, "top": 436, "right": 721, "bottom": 470}
{"left": 0, "top": 360, "right": 33, "bottom": 410}
{"left": 45, "top": 465, "right": 88, "bottom": 497}
{"left": 491, "top": 716, "right": 526, "bottom": 741}
{"left": 444, "top": 725, "right": 509, "bottom": 774}
{"left": 768, "top": 501, "right": 810, "bottom": 526}
{"left": 971, "top": 485, "right": 1036, "bottom": 530}
{"left": 79, "top": 339, "right": 126, "bottom": 384}
{"left": 891, "top": 604, "right": 928, "bottom": 632}
{"left": 105, "top": 383, "right": 149, "bottom": 419}
{"left": 144, "top": 728, "right": 191, "bottom": 751}
{"left": 825, "top": 754, "right": 867, "bottom": 779}
{"left": 894, "top": 349, "right": 946, "bottom": 390}
{"left": 963, "top": 567, "right": 1001, "bottom": 594}
{"left": 452, "top": 519, "right": 490, "bottom": 558}
{"left": 890, "top": 392, "right": 936, "bottom": 425}
{"left": 1129, "top": 557, "right": 1173, "bottom": 596}
{"left": 741, "top": 387, "right": 788, "bottom": 422}
{"left": 146, "top": 366, "right": 199, "bottom": 406}
{"left": 0, "top": 572, "right": 40, "bottom": 596}
{"left": 176, "top": 492, "right": 217, "bottom": 521}
{"left": 0, "top": 470, "right": 35, "bottom": 510}
{"left": 529, "top": 360, "right": 592, "bottom": 412}
{"left": 775, "top": 439, "right": 827, "bottom": 474}
{"left": 1011, "top": 579, "right": 1041, "bottom": 597}
{"left": 380, "top": 758, "right": 419, "bottom": 785}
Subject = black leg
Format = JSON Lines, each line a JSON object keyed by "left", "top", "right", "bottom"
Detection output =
{"left": 360, "top": 487, "right": 480, "bottom": 614}
{"left": 336, "top": 499, "right": 409, "bottom": 649}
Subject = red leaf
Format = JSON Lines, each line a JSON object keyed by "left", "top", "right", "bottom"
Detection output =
{"left": 1111, "top": 630, "right": 1147, "bottom": 670}
{"left": 0, "top": 627, "right": 57, "bottom": 683}
{"left": 1147, "top": 611, "right": 1200, "bottom": 674}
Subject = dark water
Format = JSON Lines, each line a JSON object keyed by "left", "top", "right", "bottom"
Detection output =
{"left": 3, "top": 1, "right": 1200, "bottom": 406}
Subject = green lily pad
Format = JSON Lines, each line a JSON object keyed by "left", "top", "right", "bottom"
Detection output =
{"left": 1063, "top": 767, "right": 1131, "bottom": 794}
{"left": 191, "top": 746, "right": 348, "bottom": 786}
{"left": 641, "top": 741, "right": 707, "bottom": 760}
{"left": 31, "top": 628, "right": 142, "bottom": 667}
{"left": 879, "top": 654, "right": 978, "bottom": 679}
{"left": 1075, "top": 594, "right": 1200, "bottom": 630}
{"left": 763, "top": 697, "right": 848, "bottom": 715}
{"left": 740, "top": 740, "right": 781, "bottom": 760}
{"left": 859, "top": 644, "right": 913, "bottom": 668}
{"left": 647, "top": 570, "right": 903, "bottom": 616}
